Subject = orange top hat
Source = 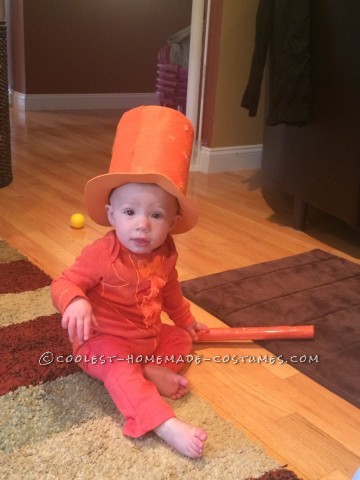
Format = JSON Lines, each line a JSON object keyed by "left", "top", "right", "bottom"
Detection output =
{"left": 84, "top": 105, "right": 198, "bottom": 234}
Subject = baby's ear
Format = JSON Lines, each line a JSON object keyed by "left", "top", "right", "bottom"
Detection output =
{"left": 169, "top": 213, "right": 181, "bottom": 231}
{"left": 105, "top": 205, "right": 115, "bottom": 226}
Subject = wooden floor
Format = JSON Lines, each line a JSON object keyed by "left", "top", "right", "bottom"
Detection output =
{"left": 1, "top": 108, "right": 359, "bottom": 479}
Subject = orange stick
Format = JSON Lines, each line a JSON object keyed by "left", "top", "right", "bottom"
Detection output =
{"left": 195, "top": 325, "right": 314, "bottom": 342}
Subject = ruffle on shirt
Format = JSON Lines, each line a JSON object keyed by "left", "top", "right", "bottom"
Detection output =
{"left": 137, "top": 256, "right": 167, "bottom": 328}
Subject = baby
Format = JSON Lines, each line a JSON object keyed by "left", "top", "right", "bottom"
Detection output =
{"left": 51, "top": 106, "right": 208, "bottom": 458}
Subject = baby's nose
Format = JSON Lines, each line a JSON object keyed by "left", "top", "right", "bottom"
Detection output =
{"left": 136, "top": 216, "right": 150, "bottom": 231}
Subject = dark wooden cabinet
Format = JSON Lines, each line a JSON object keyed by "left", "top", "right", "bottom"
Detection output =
{"left": 262, "top": 1, "right": 360, "bottom": 230}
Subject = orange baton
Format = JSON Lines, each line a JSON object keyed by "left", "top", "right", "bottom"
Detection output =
{"left": 196, "top": 325, "right": 314, "bottom": 342}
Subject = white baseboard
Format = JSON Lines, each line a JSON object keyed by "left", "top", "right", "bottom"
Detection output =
{"left": 10, "top": 91, "right": 160, "bottom": 111}
{"left": 196, "top": 144, "right": 262, "bottom": 173}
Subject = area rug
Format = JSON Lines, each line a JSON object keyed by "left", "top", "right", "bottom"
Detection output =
{"left": 0, "top": 239, "right": 301, "bottom": 480}
{"left": 181, "top": 249, "right": 360, "bottom": 408}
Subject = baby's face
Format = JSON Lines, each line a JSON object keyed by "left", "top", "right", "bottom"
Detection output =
{"left": 105, "top": 183, "right": 180, "bottom": 254}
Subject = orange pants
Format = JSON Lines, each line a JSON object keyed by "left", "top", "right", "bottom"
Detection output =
{"left": 75, "top": 324, "right": 192, "bottom": 437}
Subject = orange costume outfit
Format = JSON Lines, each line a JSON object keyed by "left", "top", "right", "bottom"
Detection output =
{"left": 52, "top": 230, "right": 194, "bottom": 437}
{"left": 52, "top": 105, "right": 199, "bottom": 438}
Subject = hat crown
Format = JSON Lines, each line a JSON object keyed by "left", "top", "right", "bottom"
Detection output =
{"left": 109, "top": 106, "right": 193, "bottom": 194}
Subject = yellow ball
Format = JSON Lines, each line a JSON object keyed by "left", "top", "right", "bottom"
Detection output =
{"left": 70, "top": 213, "right": 85, "bottom": 229}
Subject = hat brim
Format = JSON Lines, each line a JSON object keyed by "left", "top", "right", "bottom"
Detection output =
{"left": 84, "top": 173, "right": 198, "bottom": 234}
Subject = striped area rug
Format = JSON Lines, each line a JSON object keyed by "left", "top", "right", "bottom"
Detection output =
{"left": 0, "top": 239, "right": 301, "bottom": 480}
{"left": 0, "top": 241, "right": 79, "bottom": 395}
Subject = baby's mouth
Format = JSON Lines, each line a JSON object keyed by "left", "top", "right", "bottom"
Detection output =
{"left": 132, "top": 238, "right": 150, "bottom": 246}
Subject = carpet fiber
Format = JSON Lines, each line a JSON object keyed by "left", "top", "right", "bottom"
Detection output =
{"left": 181, "top": 249, "right": 360, "bottom": 408}
{"left": 0, "top": 239, "right": 301, "bottom": 480}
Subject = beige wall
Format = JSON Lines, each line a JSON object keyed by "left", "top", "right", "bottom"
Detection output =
{"left": 211, "top": 0, "right": 264, "bottom": 148}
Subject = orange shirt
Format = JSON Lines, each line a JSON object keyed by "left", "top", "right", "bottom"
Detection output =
{"left": 51, "top": 231, "right": 195, "bottom": 340}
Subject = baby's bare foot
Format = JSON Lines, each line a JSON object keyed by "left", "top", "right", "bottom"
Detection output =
{"left": 144, "top": 365, "right": 189, "bottom": 399}
{"left": 154, "top": 417, "right": 207, "bottom": 458}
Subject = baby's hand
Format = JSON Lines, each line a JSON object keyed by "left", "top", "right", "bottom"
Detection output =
{"left": 61, "top": 297, "right": 97, "bottom": 344}
{"left": 186, "top": 321, "right": 209, "bottom": 342}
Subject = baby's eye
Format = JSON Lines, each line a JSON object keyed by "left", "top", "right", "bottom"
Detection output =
{"left": 152, "top": 212, "right": 163, "bottom": 219}
{"left": 123, "top": 209, "right": 135, "bottom": 216}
